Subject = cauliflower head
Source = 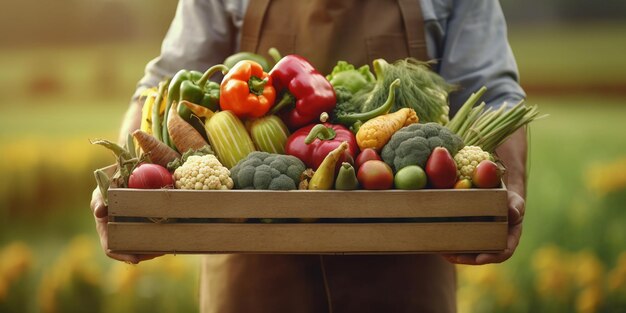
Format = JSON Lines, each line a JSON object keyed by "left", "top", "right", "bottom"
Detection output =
{"left": 454, "top": 145, "right": 493, "bottom": 180}
{"left": 230, "top": 152, "right": 306, "bottom": 190}
{"left": 381, "top": 122, "right": 464, "bottom": 172}
{"left": 174, "top": 155, "right": 233, "bottom": 190}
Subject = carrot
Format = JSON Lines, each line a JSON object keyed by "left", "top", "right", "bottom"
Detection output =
{"left": 167, "top": 101, "right": 210, "bottom": 154}
{"left": 356, "top": 108, "right": 419, "bottom": 151}
{"left": 132, "top": 129, "right": 181, "bottom": 168}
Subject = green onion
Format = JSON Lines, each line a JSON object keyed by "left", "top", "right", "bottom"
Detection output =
{"left": 445, "top": 87, "right": 547, "bottom": 152}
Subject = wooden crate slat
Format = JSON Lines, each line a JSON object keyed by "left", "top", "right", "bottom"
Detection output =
{"left": 108, "top": 222, "right": 507, "bottom": 254}
{"left": 108, "top": 188, "right": 507, "bottom": 219}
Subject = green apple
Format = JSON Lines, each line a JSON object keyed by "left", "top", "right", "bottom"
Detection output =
{"left": 394, "top": 165, "right": 427, "bottom": 190}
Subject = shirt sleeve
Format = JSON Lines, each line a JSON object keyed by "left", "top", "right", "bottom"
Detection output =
{"left": 132, "top": 0, "right": 239, "bottom": 101}
{"left": 436, "top": 0, "right": 526, "bottom": 114}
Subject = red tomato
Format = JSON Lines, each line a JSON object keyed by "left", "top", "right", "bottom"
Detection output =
{"left": 357, "top": 160, "right": 394, "bottom": 190}
{"left": 425, "top": 147, "right": 457, "bottom": 189}
{"left": 355, "top": 148, "right": 382, "bottom": 170}
{"left": 128, "top": 163, "right": 174, "bottom": 189}
{"left": 472, "top": 160, "right": 503, "bottom": 188}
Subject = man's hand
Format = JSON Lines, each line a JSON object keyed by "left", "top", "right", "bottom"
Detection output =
{"left": 91, "top": 188, "right": 162, "bottom": 264}
{"left": 443, "top": 127, "right": 527, "bottom": 265}
{"left": 90, "top": 100, "right": 160, "bottom": 263}
{"left": 443, "top": 190, "right": 524, "bottom": 265}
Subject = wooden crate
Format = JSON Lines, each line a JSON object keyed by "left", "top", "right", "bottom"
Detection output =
{"left": 107, "top": 187, "right": 508, "bottom": 254}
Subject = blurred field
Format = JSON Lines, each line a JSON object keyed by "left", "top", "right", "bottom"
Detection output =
{"left": 509, "top": 22, "right": 626, "bottom": 85}
{"left": 1, "top": 22, "right": 626, "bottom": 313}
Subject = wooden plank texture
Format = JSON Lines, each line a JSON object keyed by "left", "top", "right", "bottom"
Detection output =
{"left": 108, "top": 188, "right": 508, "bottom": 219}
{"left": 108, "top": 222, "right": 508, "bottom": 254}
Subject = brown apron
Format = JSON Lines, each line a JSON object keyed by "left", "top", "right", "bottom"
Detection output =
{"left": 200, "top": 1, "right": 457, "bottom": 312}
{"left": 240, "top": 0, "right": 429, "bottom": 74}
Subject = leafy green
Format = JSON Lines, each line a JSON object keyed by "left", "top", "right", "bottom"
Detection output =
{"left": 326, "top": 61, "right": 375, "bottom": 94}
{"left": 331, "top": 58, "right": 455, "bottom": 126}
{"left": 166, "top": 145, "right": 214, "bottom": 171}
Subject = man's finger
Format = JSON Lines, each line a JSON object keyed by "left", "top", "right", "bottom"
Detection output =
{"left": 442, "top": 253, "right": 478, "bottom": 265}
{"left": 474, "top": 223, "right": 523, "bottom": 264}
{"left": 508, "top": 192, "right": 525, "bottom": 225}
{"left": 91, "top": 189, "right": 108, "bottom": 219}
{"left": 107, "top": 251, "right": 141, "bottom": 264}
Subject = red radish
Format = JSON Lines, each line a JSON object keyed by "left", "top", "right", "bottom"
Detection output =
{"left": 355, "top": 148, "right": 382, "bottom": 169}
{"left": 128, "top": 163, "right": 174, "bottom": 189}
{"left": 472, "top": 160, "right": 503, "bottom": 188}
{"left": 357, "top": 160, "right": 394, "bottom": 190}
{"left": 425, "top": 147, "right": 457, "bottom": 189}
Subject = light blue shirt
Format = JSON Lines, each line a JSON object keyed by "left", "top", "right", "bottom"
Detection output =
{"left": 136, "top": 0, "right": 525, "bottom": 113}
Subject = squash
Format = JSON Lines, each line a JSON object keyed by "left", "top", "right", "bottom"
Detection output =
{"left": 204, "top": 110, "right": 256, "bottom": 168}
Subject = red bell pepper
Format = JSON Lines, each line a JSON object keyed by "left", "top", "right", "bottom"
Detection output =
{"left": 269, "top": 55, "right": 336, "bottom": 130}
{"left": 285, "top": 123, "right": 358, "bottom": 170}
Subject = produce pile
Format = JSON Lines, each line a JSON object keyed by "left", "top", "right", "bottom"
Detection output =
{"left": 93, "top": 49, "right": 544, "bottom": 204}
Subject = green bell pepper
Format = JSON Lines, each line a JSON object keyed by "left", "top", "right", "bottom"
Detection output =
{"left": 223, "top": 52, "right": 271, "bottom": 72}
{"left": 162, "top": 65, "right": 228, "bottom": 149}
{"left": 177, "top": 71, "right": 225, "bottom": 120}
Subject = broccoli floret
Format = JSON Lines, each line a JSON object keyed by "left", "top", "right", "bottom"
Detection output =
{"left": 230, "top": 152, "right": 306, "bottom": 190}
{"left": 381, "top": 123, "right": 464, "bottom": 172}
{"left": 330, "top": 86, "right": 357, "bottom": 122}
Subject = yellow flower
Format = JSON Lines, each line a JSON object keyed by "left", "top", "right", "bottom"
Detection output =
{"left": 0, "top": 241, "right": 33, "bottom": 301}
{"left": 495, "top": 282, "right": 519, "bottom": 308}
{"left": 532, "top": 245, "right": 572, "bottom": 300}
{"left": 107, "top": 261, "right": 140, "bottom": 293}
{"left": 457, "top": 263, "right": 520, "bottom": 311}
{"left": 572, "top": 250, "right": 604, "bottom": 288}
{"left": 608, "top": 252, "right": 626, "bottom": 292}
{"left": 457, "top": 264, "right": 500, "bottom": 286}
{"left": 0, "top": 277, "right": 7, "bottom": 301}
{"left": 37, "top": 235, "right": 103, "bottom": 313}
{"left": 0, "top": 241, "right": 33, "bottom": 283}
{"left": 38, "top": 273, "right": 57, "bottom": 313}
{"left": 576, "top": 285, "right": 603, "bottom": 313}
{"left": 457, "top": 285, "right": 482, "bottom": 313}
{"left": 159, "top": 255, "right": 197, "bottom": 279}
{"left": 586, "top": 157, "right": 626, "bottom": 195}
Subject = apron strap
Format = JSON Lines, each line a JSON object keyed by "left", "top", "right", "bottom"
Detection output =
{"left": 397, "top": 0, "right": 429, "bottom": 61}
{"left": 240, "top": 0, "right": 271, "bottom": 52}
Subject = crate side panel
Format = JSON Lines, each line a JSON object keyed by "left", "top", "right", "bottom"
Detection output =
{"left": 108, "top": 222, "right": 507, "bottom": 254}
{"left": 108, "top": 189, "right": 507, "bottom": 219}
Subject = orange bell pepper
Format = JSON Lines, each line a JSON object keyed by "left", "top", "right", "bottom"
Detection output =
{"left": 220, "top": 60, "right": 276, "bottom": 118}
